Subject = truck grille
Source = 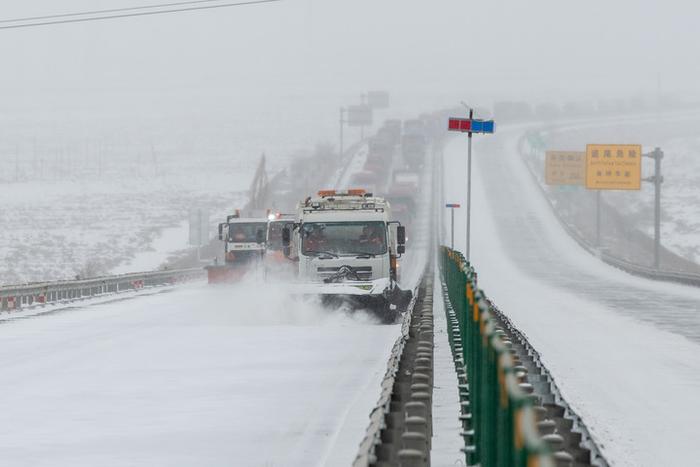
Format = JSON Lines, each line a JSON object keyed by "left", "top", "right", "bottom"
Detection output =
{"left": 316, "top": 266, "right": 373, "bottom": 281}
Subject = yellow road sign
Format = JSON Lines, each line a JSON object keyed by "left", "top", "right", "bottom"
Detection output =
{"left": 545, "top": 151, "right": 585, "bottom": 185}
{"left": 585, "top": 144, "right": 642, "bottom": 190}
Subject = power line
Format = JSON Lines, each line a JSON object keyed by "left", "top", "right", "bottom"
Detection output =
{"left": 0, "top": 0, "right": 235, "bottom": 24}
{"left": 0, "top": 0, "right": 282, "bottom": 31}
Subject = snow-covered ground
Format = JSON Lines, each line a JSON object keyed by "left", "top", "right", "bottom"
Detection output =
{"left": 650, "top": 135, "right": 700, "bottom": 262}
{"left": 0, "top": 167, "right": 250, "bottom": 285}
{"left": 0, "top": 280, "right": 401, "bottom": 467}
{"left": 442, "top": 125, "right": 700, "bottom": 466}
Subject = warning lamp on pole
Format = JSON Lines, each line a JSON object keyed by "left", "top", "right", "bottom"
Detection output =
{"left": 447, "top": 107, "right": 495, "bottom": 261}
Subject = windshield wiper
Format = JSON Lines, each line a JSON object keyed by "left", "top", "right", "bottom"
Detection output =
{"left": 306, "top": 250, "right": 339, "bottom": 258}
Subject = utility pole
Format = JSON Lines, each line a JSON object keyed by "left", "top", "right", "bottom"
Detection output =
{"left": 360, "top": 93, "right": 367, "bottom": 141}
{"left": 339, "top": 107, "right": 345, "bottom": 161}
{"left": 643, "top": 147, "right": 664, "bottom": 269}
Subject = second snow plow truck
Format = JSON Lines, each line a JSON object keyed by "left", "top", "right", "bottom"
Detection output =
{"left": 282, "top": 189, "right": 412, "bottom": 323}
{"left": 206, "top": 211, "right": 268, "bottom": 283}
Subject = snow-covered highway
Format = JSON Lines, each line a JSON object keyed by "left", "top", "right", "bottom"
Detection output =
{"left": 0, "top": 282, "right": 400, "bottom": 467}
{"left": 442, "top": 124, "right": 700, "bottom": 466}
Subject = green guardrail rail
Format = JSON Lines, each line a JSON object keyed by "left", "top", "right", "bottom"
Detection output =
{"left": 440, "top": 246, "right": 554, "bottom": 467}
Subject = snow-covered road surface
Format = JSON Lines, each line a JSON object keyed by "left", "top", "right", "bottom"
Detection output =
{"left": 442, "top": 125, "right": 700, "bottom": 466}
{"left": 0, "top": 281, "right": 400, "bottom": 467}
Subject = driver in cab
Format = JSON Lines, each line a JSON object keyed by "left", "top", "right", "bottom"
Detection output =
{"left": 305, "top": 226, "right": 327, "bottom": 252}
{"left": 359, "top": 224, "right": 384, "bottom": 254}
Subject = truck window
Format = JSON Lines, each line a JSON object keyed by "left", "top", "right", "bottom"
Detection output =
{"left": 228, "top": 222, "right": 266, "bottom": 243}
{"left": 301, "top": 221, "right": 387, "bottom": 256}
{"left": 267, "top": 221, "right": 291, "bottom": 250}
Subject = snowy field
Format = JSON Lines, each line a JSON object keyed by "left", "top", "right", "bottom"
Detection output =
{"left": 442, "top": 125, "right": 700, "bottom": 466}
{"left": 0, "top": 105, "right": 328, "bottom": 285}
{"left": 0, "top": 174, "right": 248, "bottom": 284}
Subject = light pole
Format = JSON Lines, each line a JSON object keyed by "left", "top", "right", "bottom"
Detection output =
{"left": 459, "top": 102, "right": 475, "bottom": 261}
{"left": 339, "top": 107, "right": 346, "bottom": 161}
{"left": 360, "top": 94, "right": 367, "bottom": 140}
{"left": 447, "top": 106, "right": 495, "bottom": 262}
{"left": 464, "top": 104, "right": 474, "bottom": 261}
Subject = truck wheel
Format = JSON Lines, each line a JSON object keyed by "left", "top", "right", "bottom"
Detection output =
{"left": 378, "top": 300, "right": 400, "bottom": 324}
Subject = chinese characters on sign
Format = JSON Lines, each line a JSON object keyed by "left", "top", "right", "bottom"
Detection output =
{"left": 585, "top": 144, "right": 642, "bottom": 190}
{"left": 545, "top": 151, "right": 585, "bottom": 186}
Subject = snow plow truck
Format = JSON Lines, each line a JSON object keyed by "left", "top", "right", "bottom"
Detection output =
{"left": 282, "top": 189, "right": 412, "bottom": 323}
{"left": 206, "top": 211, "right": 268, "bottom": 283}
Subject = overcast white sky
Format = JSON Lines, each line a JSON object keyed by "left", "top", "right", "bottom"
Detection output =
{"left": 0, "top": 0, "right": 698, "bottom": 153}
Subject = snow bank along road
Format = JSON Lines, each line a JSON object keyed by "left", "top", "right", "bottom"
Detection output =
{"left": 442, "top": 123, "right": 700, "bottom": 466}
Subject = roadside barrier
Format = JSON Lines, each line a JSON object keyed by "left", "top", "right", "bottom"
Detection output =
{"left": 440, "top": 246, "right": 553, "bottom": 467}
{"left": 0, "top": 268, "right": 205, "bottom": 312}
{"left": 353, "top": 275, "right": 428, "bottom": 467}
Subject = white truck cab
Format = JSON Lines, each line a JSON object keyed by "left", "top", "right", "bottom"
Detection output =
{"left": 283, "top": 189, "right": 410, "bottom": 322}
{"left": 218, "top": 213, "right": 268, "bottom": 264}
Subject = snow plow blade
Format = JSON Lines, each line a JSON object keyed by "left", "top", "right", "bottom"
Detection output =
{"left": 294, "top": 278, "right": 413, "bottom": 324}
{"left": 295, "top": 278, "right": 392, "bottom": 296}
{"left": 206, "top": 265, "right": 247, "bottom": 284}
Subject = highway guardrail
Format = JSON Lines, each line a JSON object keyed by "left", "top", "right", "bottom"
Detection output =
{"left": 440, "top": 246, "right": 554, "bottom": 467}
{"left": 0, "top": 267, "right": 205, "bottom": 312}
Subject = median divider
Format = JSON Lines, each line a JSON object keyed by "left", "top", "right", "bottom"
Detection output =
{"left": 353, "top": 272, "right": 433, "bottom": 467}
{"left": 440, "top": 246, "right": 554, "bottom": 467}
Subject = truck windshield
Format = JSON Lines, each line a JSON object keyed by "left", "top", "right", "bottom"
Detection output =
{"left": 301, "top": 221, "right": 387, "bottom": 256}
{"left": 267, "top": 221, "right": 292, "bottom": 250}
{"left": 227, "top": 222, "right": 267, "bottom": 243}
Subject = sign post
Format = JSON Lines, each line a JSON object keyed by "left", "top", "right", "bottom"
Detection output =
{"left": 189, "top": 208, "right": 209, "bottom": 263}
{"left": 642, "top": 147, "right": 664, "bottom": 269}
{"left": 445, "top": 203, "right": 461, "bottom": 250}
{"left": 585, "top": 144, "right": 642, "bottom": 249}
{"left": 447, "top": 114, "right": 495, "bottom": 261}
{"left": 347, "top": 104, "right": 373, "bottom": 141}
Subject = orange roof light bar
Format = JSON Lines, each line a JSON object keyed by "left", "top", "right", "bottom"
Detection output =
{"left": 318, "top": 189, "right": 336, "bottom": 197}
{"left": 347, "top": 188, "right": 366, "bottom": 196}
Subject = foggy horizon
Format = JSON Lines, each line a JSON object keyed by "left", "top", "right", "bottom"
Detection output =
{"left": 1, "top": 0, "right": 698, "bottom": 149}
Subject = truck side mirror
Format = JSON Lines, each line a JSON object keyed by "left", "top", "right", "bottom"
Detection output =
{"left": 218, "top": 223, "right": 225, "bottom": 241}
{"left": 397, "top": 225, "right": 406, "bottom": 245}
{"left": 397, "top": 245, "right": 405, "bottom": 255}
{"left": 282, "top": 227, "right": 291, "bottom": 246}
{"left": 256, "top": 229, "right": 265, "bottom": 244}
